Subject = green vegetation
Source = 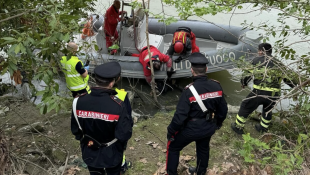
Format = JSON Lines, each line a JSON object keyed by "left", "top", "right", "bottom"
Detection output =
{"left": 0, "top": 0, "right": 97, "bottom": 114}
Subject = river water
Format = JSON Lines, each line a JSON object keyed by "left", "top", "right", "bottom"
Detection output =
{"left": 71, "top": 0, "right": 309, "bottom": 115}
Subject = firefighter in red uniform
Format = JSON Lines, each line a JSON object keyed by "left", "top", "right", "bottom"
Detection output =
{"left": 71, "top": 62, "right": 133, "bottom": 175}
{"left": 126, "top": 45, "right": 175, "bottom": 84}
{"left": 166, "top": 27, "right": 200, "bottom": 63}
{"left": 104, "top": 0, "right": 126, "bottom": 55}
{"left": 166, "top": 52, "right": 228, "bottom": 175}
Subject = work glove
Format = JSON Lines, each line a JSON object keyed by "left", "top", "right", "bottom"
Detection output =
{"left": 167, "top": 68, "right": 176, "bottom": 79}
{"left": 84, "top": 60, "right": 90, "bottom": 71}
{"left": 174, "top": 56, "right": 183, "bottom": 63}
{"left": 84, "top": 65, "right": 89, "bottom": 71}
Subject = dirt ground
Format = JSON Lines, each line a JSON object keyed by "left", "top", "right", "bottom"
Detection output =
{"left": 0, "top": 97, "right": 267, "bottom": 175}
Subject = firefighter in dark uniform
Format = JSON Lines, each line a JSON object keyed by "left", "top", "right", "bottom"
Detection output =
{"left": 231, "top": 43, "right": 296, "bottom": 134}
{"left": 71, "top": 62, "right": 133, "bottom": 175}
{"left": 166, "top": 52, "right": 228, "bottom": 175}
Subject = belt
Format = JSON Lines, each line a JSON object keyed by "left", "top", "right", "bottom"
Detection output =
{"left": 83, "top": 134, "right": 118, "bottom": 148}
{"left": 102, "top": 138, "right": 118, "bottom": 147}
{"left": 190, "top": 113, "right": 212, "bottom": 121}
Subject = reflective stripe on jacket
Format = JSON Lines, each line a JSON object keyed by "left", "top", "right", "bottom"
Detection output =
{"left": 61, "top": 56, "right": 89, "bottom": 91}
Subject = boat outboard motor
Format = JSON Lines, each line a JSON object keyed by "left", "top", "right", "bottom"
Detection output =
{"left": 91, "top": 14, "right": 104, "bottom": 33}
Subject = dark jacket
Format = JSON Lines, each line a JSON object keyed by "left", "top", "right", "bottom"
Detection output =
{"left": 167, "top": 76, "right": 228, "bottom": 139}
{"left": 71, "top": 88, "right": 133, "bottom": 168}
{"left": 241, "top": 54, "right": 295, "bottom": 89}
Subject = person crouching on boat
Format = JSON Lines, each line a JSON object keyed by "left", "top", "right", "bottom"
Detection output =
{"left": 167, "top": 27, "right": 200, "bottom": 63}
{"left": 125, "top": 45, "right": 175, "bottom": 85}
{"left": 104, "top": 0, "right": 127, "bottom": 55}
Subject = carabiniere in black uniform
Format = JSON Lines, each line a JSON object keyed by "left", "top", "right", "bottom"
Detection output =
{"left": 166, "top": 52, "right": 228, "bottom": 175}
{"left": 71, "top": 62, "right": 133, "bottom": 175}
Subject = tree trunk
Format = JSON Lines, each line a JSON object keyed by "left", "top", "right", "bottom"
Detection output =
{"left": 142, "top": 0, "right": 161, "bottom": 108}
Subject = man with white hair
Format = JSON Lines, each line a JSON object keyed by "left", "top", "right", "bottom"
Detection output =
{"left": 61, "top": 42, "right": 90, "bottom": 97}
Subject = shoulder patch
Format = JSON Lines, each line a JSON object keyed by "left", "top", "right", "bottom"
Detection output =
{"left": 110, "top": 95, "right": 123, "bottom": 106}
{"left": 184, "top": 82, "right": 193, "bottom": 90}
{"left": 210, "top": 79, "right": 220, "bottom": 84}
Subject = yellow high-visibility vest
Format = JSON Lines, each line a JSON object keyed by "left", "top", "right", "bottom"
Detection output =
{"left": 60, "top": 56, "right": 90, "bottom": 92}
{"left": 114, "top": 88, "right": 127, "bottom": 101}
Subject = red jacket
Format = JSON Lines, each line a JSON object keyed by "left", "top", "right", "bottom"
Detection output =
{"left": 190, "top": 32, "right": 200, "bottom": 53}
{"left": 104, "top": 5, "right": 122, "bottom": 36}
{"left": 135, "top": 46, "right": 172, "bottom": 82}
{"left": 167, "top": 31, "right": 200, "bottom": 56}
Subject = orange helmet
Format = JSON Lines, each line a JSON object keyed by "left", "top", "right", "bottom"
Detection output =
{"left": 174, "top": 42, "right": 184, "bottom": 53}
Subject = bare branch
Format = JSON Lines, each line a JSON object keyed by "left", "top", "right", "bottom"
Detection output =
{"left": 259, "top": 133, "right": 296, "bottom": 146}
{"left": 229, "top": 6, "right": 237, "bottom": 28}
{"left": 0, "top": 8, "right": 36, "bottom": 23}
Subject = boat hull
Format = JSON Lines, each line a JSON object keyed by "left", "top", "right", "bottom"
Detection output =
{"left": 79, "top": 18, "right": 262, "bottom": 79}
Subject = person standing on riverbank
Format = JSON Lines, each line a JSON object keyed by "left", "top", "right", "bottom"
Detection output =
{"left": 61, "top": 42, "right": 90, "bottom": 98}
{"left": 166, "top": 27, "right": 200, "bottom": 63}
{"left": 71, "top": 62, "right": 133, "bottom": 175}
{"left": 231, "top": 43, "right": 297, "bottom": 134}
{"left": 104, "top": 0, "right": 127, "bottom": 55}
{"left": 166, "top": 52, "right": 228, "bottom": 175}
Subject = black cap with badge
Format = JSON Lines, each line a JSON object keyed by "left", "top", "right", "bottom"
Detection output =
{"left": 94, "top": 61, "right": 121, "bottom": 79}
{"left": 188, "top": 52, "right": 209, "bottom": 68}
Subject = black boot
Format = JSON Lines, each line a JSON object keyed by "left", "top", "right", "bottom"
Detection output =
{"left": 120, "top": 161, "right": 132, "bottom": 174}
{"left": 255, "top": 124, "right": 268, "bottom": 133}
{"left": 231, "top": 122, "right": 244, "bottom": 135}
{"left": 124, "top": 51, "right": 133, "bottom": 56}
{"left": 188, "top": 166, "right": 196, "bottom": 175}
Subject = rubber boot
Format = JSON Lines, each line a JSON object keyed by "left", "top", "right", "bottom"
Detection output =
{"left": 231, "top": 122, "right": 245, "bottom": 135}
{"left": 188, "top": 166, "right": 196, "bottom": 175}
{"left": 121, "top": 161, "right": 132, "bottom": 174}
{"left": 255, "top": 124, "right": 268, "bottom": 133}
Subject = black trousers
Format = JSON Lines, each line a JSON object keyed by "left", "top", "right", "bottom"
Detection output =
{"left": 237, "top": 89, "right": 279, "bottom": 127}
{"left": 166, "top": 133, "right": 211, "bottom": 175}
{"left": 71, "top": 88, "right": 87, "bottom": 98}
{"left": 87, "top": 162, "right": 122, "bottom": 175}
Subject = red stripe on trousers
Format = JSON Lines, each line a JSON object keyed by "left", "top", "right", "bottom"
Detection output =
{"left": 166, "top": 140, "right": 172, "bottom": 174}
